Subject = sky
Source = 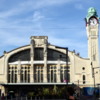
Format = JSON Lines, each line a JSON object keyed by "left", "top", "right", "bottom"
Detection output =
{"left": 0, "top": 0, "right": 100, "bottom": 58}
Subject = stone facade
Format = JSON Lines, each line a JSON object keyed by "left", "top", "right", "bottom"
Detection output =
{"left": 0, "top": 7, "right": 100, "bottom": 96}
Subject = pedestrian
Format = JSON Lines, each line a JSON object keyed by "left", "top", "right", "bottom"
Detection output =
{"left": 67, "top": 87, "right": 76, "bottom": 100}
{"left": 69, "top": 95, "right": 75, "bottom": 100}
{"left": 1, "top": 93, "right": 4, "bottom": 100}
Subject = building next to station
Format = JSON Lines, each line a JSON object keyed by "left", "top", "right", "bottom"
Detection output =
{"left": 0, "top": 7, "right": 100, "bottom": 96}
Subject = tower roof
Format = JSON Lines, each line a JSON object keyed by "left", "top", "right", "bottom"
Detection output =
{"left": 88, "top": 7, "right": 97, "bottom": 14}
{"left": 86, "top": 7, "right": 98, "bottom": 22}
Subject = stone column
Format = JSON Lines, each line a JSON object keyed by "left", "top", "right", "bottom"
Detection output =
{"left": 4, "top": 52, "right": 8, "bottom": 84}
{"left": 30, "top": 39, "right": 35, "bottom": 83}
{"left": 17, "top": 60, "right": 21, "bottom": 83}
{"left": 43, "top": 39, "right": 48, "bottom": 83}
{"left": 57, "top": 59, "right": 61, "bottom": 83}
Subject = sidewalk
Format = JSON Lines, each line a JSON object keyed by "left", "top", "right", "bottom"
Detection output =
{"left": 79, "top": 95, "right": 99, "bottom": 100}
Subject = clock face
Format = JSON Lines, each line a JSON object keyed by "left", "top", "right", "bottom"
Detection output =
{"left": 89, "top": 18, "right": 97, "bottom": 26}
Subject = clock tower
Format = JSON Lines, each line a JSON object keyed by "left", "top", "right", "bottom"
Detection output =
{"left": 85, "top": 7, "right": 99, "bottom": 68}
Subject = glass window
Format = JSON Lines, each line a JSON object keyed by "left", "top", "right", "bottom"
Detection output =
{"left": 47, "top": 65, "right": 57, "bottom": 83}
{"left": 34, "top": 48, "right": 44, "bottom": 60}
{"left": 8, "top": 49, "right": 30, "bottom": 62}
{"left": 60, "top": 66, "right": 70, "bottom": 83}
{"left": 34, "top": 65, "right": 44, "bottom": 82}
{"left": 47, "top": 49, "right": 69, "bottom": 62}
{"left": 83, "top": 75, "right": 86, "bottom": 84}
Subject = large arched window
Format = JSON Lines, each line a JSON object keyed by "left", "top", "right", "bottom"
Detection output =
{"left": 8, "top": 49, "right": 30, "bottom": 62}
{"left": 47, "top": 49, "right": 70, "bottom": 62}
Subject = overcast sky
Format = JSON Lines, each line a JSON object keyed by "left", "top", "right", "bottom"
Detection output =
{"left": 0, "top": 0, "right": 100, "bottom": 57}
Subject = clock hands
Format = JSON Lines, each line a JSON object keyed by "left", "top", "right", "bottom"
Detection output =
{"left": 89, "top": 18, "right": 97, "bottom": 26}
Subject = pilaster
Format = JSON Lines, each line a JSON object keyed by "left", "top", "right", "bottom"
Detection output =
{"left": 43, "top": 39, "right": 48, "bottom": 83}
{"left": 17, "top": 60, "right": 21, "bottom": 83}
{"left": 30, "top": 39, "right": 35, "bottom": 83}
{"left": 57, "top": 59, "right": 61, "bottom": 82}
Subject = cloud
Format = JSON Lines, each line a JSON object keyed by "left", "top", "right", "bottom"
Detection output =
{"left": 0, "top": 0, "right": 74, "bottom": 18}
{"left": 0, "top": 0, "right": 92, "bottom": 57}
{"left": 33, "top": 11, "right": 45, "bottom": 22}
{"left": 0, "top": 7, "right": 22, "bottom": 18}
{"left": 49, "top": 36, "right": 86, "bottom": 48}
{"left": 0, "top": 30, "right": 28, "bottom": 46}
{"left": 75, "top": 4, "right": 84, "bottom": 10}
{"left": 0, "top": 0, "right": 95, "bottom": 19}
{"left": 48, "top": 36, "right": 87, "bottom": 57}
{"left": 33, "top": 0, "right": 73, "bottom": 8}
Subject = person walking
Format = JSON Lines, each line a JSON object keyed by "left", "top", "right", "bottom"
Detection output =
{"left": 1, "top": 93, "right": 4, "bottom": 100}
{"left": 67, "top": 87, "right": 76, "bottom": 100}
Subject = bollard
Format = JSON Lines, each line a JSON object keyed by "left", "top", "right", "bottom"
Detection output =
{"left": 39, "top": 97, "right": 40, "bottom": 100}
{"left": 11, "top": 96, "right": 12, "bottom": 100}
{"left": 5, "top": 96, "right": 7, "bottom": 100}
{"left": 43, "top": 96, "right": 44, "bottom": 100}
{"left": 31, "top": 96, "right": 32, "bottom": 100}
{"left": 16, "top": 96, "right": 17, "bottom": 100}
{"left": 35, "top": 96, "right": 37, "bottom": 100}
{"left": 21, "top": 96, "right": 22, "bottom": 100}
{"left": 26, "top": 96, "right": 27, "bottom": 100}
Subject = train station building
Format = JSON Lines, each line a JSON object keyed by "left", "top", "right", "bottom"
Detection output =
{"left": 0, "top": 7, "right": 100, "bottom": 96}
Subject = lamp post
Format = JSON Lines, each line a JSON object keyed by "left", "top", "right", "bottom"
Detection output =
{"left": 56, "top": 47, "right": 68, "bottom": 83}
{"left": 97, "top": 84, "right": 100, "bottom": 100}
{"left": 56, "top": 46, "right": 68, "bottom": 92}
{"left": 91, "top": 62, "right": 100, "bottom": 98}
{"left": 65, "top": 47, "right": 68, "bottom": 99}
{"left": 91, "top": 62, "right": 95, "bottom": 93}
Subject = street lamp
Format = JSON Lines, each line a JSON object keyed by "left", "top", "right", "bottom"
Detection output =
{"left": 56, "top": 46, "right": 68, "bottom": 98}
{"left": 91, "top": 62, "right": 100, "bottom": 98}
{"left": 91, "top": 62, "right": 95, "bottom": 92}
